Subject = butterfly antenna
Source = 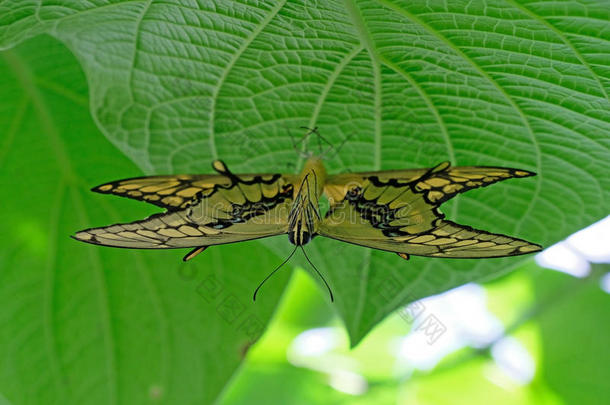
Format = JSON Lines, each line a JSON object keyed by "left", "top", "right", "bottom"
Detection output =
{"left": 313, "top": 129, "right": 334, "bottom": 149}
{"left": 300, "top": 247, "right": 334, "bottom": 302}
{"left": 334, "top": 132, "right": 354, "bottom": 156}
{"left": 292, "top": 127, "right": 313, "bottom": 158}
{"left": 299, "top": 126, "right": 318, "bottom": 137}
{"left": 304, "top": 126, "right": 334, "bottom": 155}
{"left": 322, "top": 132, "right": 354, "bottom": 160}
{"left": 288, "top": 127, "right": 300, "bottom": 149}
{"left": 253, "top": 245, "right": 298, "bottom": 301}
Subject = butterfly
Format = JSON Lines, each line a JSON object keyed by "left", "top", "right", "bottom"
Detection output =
{"left": 73, "top": 157, "right": 542, "bottom": 300}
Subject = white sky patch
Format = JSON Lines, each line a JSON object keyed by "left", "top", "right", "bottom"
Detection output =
{"left": 535, "top": 241, "right": 590, "bottom": 277}
{"left": 491, "top": 337, "right": 535, "bottom": 385}
{"left": 396, "top": 284, "right": 504, "bottom": 371}
{"left": 328, "top": 370, "right": 368, "bottom": 395}
{"left": 536, "top": 215, "right": 610, "bottom": 277}
{"left": 566, "top": 215, "right": 610, "bottom": 263}
{"left": 290, "top": 327, "right": 337, "bottom": 357}
{"left": 288, "top": 327, "right": 367, "bottom": 395}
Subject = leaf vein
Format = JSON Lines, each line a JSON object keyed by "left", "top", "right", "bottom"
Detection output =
{"left": 208, "top": 0, "right": 287, "bottom": 162}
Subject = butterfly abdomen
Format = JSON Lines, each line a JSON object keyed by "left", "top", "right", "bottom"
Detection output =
{"left": 288, "top": 183, "right": 321, "bottom": 245}
{"left": 287, "top": 157, "right": 326, "bottom": 246}
{"left": 288, "top": 205, "right": 317, "bottom": 245}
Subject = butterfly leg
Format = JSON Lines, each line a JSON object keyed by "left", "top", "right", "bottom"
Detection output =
{"left": 183, "top": 246, "right": 208, "bottom": 262}
{"left": 397, "top": 252, "right": 410, "bottom": 260}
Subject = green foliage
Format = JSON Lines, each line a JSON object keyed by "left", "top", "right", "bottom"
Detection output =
{"left": 222, "top": 263, "right": 610, "bottom": 405}
{"left": 0, "top": 37, "right": 288, "bottom": 404}
{"left": 1, "top": 1, "right": 609, "bottom": 404}
{"left": 535, "top": 265, "right": 610, "bottom": 404}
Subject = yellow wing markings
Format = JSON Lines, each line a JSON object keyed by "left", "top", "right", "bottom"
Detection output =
{"left": 320, "top": 161, "right": 540, "bottom": 259}
{"left": 73, "top": 175, "right": 295, "bottom": 250}
{"left": 91, "top": 174, "right": 227, "bottom": 210}
{"left": 326, "top": 161, "right": 535, "bottom": 206}
{"left": 323, "top": 173, "right": 445, "bottom": 238}
{"left": 72, "top": 210, "right": 285, "bottom": 250}
{"left": 76, "top": 156, "right": 541, "bottom": 263}
{"left": 75, "top": 160, "right": 299, "bottom": 250}
{"left": 320, "top": 217, "right": 541, "bottom": 259}
{"left": 414, "top": 162, "right": 535, "bottom": 204}
{"left": 91, "top": 160, "right": 294, "bottom": 211}
{"left": 391, "top": 220, "right": 542, "bottom": 258}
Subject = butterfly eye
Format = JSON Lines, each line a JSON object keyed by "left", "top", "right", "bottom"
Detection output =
{"left": 346, "top": 187, "right": 361, "bottom": 200}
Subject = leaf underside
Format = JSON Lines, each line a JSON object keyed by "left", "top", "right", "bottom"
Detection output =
{"left": 1, "top": 0, "right": 609, "bottom": 403}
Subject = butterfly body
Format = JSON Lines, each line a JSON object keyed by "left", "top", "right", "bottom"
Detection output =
{"left": 74, "top": 157, "right": 542, "bottom": 260}
{"left": 288, "top": 156, "right": 326, "bottom": 246}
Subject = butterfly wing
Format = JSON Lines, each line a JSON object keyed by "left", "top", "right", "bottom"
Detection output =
{"left": 91, "top": 161, "right": 285, "bottom": 211}
{"left": 74, "top": 161, "right": 297, "bottom": 250}
{"left": 90, "top": 174, "right": 229, "bottom": 210}
{"left": 325, "top": 162, "right": 535, "bottom": 205}
{"left": 320, "top": 162, "right": 541, "bottom": 258}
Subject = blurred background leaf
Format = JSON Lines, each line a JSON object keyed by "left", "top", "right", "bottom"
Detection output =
{"left": 0, "top": 36, "right": 288, "bottom": 404}
{"left": 220, "top": 261, "right": 610, "bottom": 405}
{"left": 535, "top": 264, "right": 610, "bottom": 404}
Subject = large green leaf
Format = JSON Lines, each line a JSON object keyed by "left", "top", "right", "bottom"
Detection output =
{"left": 1, "top": 0, "right": 609, "bottom": 347}
{"left": 0, "top": 37, "right": 288, "bottom": 405}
